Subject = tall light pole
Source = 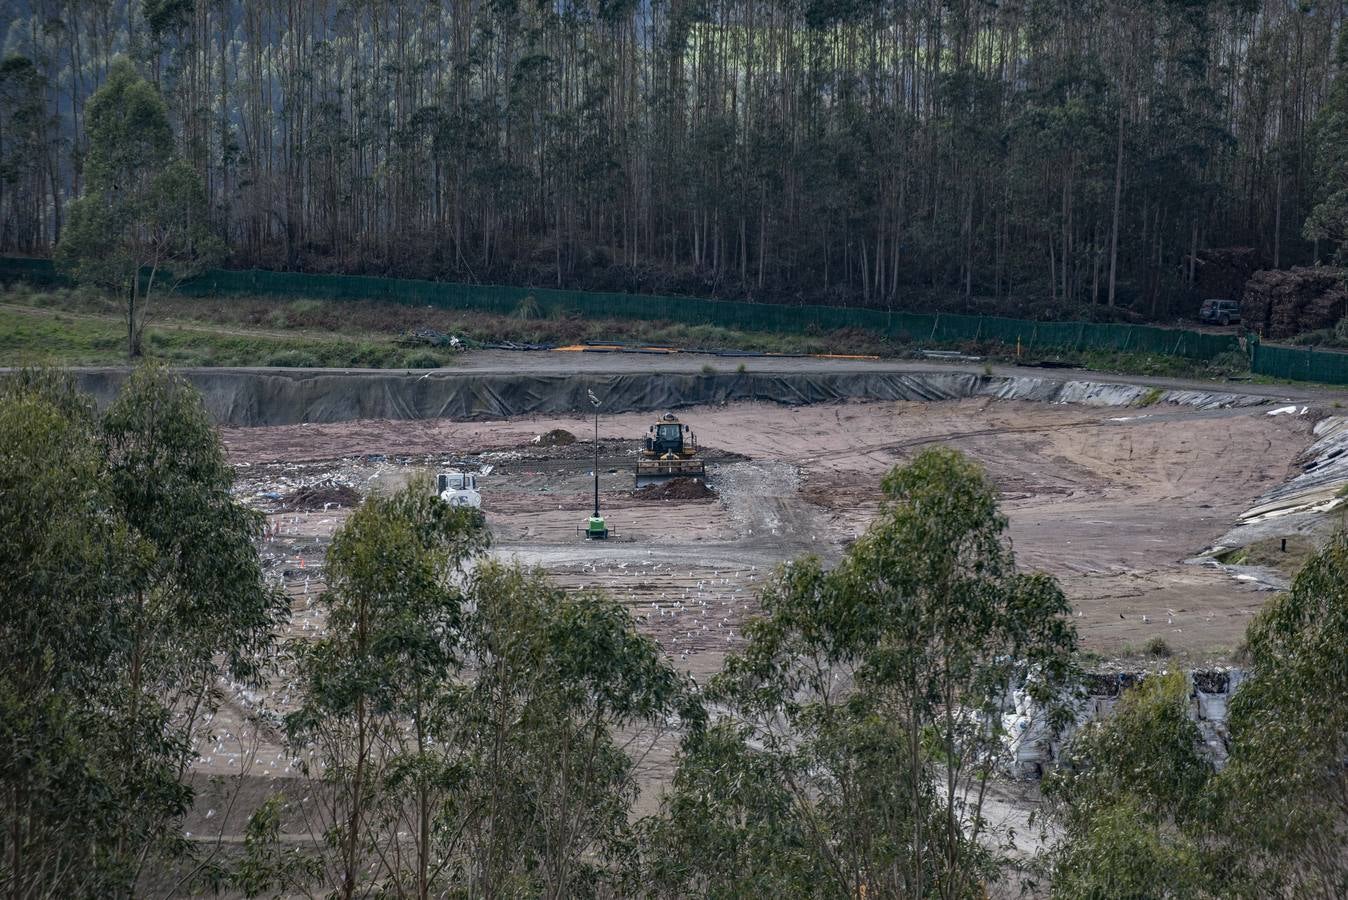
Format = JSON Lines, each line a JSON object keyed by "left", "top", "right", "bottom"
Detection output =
{"left": 585, "top": 389, "right": 607, "bottom": 539}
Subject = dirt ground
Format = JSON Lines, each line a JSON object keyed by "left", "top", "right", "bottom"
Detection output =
{"left": 224, "top": 395, "right": 1309, "bottom": 659}
{"left": 197, "top": 394, "right": 1314, "bottom": 851}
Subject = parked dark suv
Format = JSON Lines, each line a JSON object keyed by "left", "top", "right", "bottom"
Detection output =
{"left": 1199, "top": 298, "right": 1242, "bottom": 326}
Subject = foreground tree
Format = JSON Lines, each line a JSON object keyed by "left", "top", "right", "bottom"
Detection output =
{"left": 269, "top": 488, "right": 698, "bottom": 898}
{"left": 1045, "top": 527, "right": 1348, "bottom": 897}
{"left": 1214, "top": 527, "right": 1348, "bottom": 896}
{"left": 1042, "top": 672, "right": 1211, "bottom": 899}
{"left": 284, "top": 481, "right": 489, "bottom": 899}
{"left": 99, "top": 365, "right": 288, "bottom": 882}
{"left": 54, "top": 59, "right": 222, "bottom": 359}
{"left": 636, "top": 448, "right": 1078, "bottom": 898}
{"left": 0, "top": 372, "right": 139, "bottom": 897}
{"left": 0, "top": 367, "right": 285, "bottom": 896}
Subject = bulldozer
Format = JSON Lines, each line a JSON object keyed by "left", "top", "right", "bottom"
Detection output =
{"left": 635, "top": 413, "right": 706, "bottom": 487}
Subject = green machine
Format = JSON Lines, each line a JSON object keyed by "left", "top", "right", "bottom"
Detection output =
{"left": 585, "top": 514, "right": 608, "bottom": 540}
{"left": 584, "top": 389, "right": 609, "bottom": 540}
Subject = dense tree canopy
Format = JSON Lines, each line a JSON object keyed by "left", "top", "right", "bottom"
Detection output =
{"left": 1, "top": 0, "right": 1345, "bottom": 317}
{"left": 633, "top": 449, "right": 1078, "bottom": 897}
{"left": 53, "top": 59, "right": 222, "bottom": 357}
{"left": 268, "top": 486, "right": 699, "bottom": 898}
{"left": 1304, "top": 28, "right": 1348, "bottom": 262}
{"left": 0, "top": 366, "right": 286, "bottom": 898}
{"left": 1044, "top": 527, "right": 1348, "bottom": 898}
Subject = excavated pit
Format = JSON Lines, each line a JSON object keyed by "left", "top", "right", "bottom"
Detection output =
{"left": 156, "top": 359, "right": 1348, "bottom": 852}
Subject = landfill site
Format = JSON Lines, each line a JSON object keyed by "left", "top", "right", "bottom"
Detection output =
{"left": 122, "top": 352, "right": 1347, "bottom": 829}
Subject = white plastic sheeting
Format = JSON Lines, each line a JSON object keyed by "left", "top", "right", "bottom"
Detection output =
{"left": 996, "top": 668, "right": 1247, "bottom": 780}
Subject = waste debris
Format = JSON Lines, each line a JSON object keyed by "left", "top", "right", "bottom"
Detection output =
{"left": 280, "top": 481, "right": 362, "bottom": 511}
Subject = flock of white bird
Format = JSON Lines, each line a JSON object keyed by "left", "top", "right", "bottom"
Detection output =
{"left": 560, "top": 558, "right": 764, "bottom": 660}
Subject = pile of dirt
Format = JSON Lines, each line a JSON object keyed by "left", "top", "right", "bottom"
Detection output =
{"left": 632, "top": 477, "right": 715, "bottom": 501}
{"left": 534, "top": 428, "right": 577, "bottom": 447}
{"left": 281, "top": 482, "right": 362, "bottom": 511}
{"left": 1242, "top": 266, "right": 1348, "bottom": 338}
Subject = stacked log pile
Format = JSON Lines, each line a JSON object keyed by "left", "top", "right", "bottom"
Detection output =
{"left": 1241, "top": 266, "right": 1348, "bottom": 339}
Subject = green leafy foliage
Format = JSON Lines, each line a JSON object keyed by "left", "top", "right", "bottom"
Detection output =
{"left": 0, "top": 366, "right": 285, "bottom": 896}
{"left": 1043, "top": 672, "right": 1212, "bottom": 898}
{"left": 1047, "top": 797, "right": 1207, "bottom": 900}
{"left": 0, "top": 372, "right": 139, "bottom": 897}
{"left": 635, "top": 449, "right": 1078, "bottom": 898}
{"left": 266, "top": 489, "right": 698, "bottom": 898}
{"left": 1212, "top": 528, "right": 1348, "bottom": 896}
{"left": 1046, "top": 528, "right": 1348, "bottom": 897}
{"left": 280, "top": 481, "right": 489, "bottom": 899}
{"left": 54, "top": 59, "right": 223, "bottom": 358}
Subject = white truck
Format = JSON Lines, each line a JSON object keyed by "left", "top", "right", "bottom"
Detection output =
{"left": 436, "top": 471, "right": 482, "bottom": 509}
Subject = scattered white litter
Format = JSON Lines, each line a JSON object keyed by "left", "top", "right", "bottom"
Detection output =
{"left": 1266, "top": 405, "right": 1300, "bottom": 416}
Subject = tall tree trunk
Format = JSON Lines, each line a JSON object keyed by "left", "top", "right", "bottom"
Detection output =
{"left": 1107, "top": 103, "right": 1124, "bottom": 308}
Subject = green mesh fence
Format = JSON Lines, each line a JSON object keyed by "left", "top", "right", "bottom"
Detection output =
{"left": 1, "top": 256, "right": 1243, "bottom": 361}
{"left": 1251, "top": 341, "right": 1348, "bottom": 385}
{"left": 0, "top": 256, "right": 66, "bottom": 285}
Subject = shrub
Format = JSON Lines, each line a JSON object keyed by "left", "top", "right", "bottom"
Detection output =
{"left": 1208, "top": 349, "right": 1252, "bottom": 376}
{"left": 512, "top": 295, "right": 543, "bottom": 321}
{"left": 402, "top": 350, "right": 445, "bottom": 369}
{"left": 1144, "top": 636, "right": 1172, "bottom": 658}
{"left": 289, "top": 298, "right": 324, "bottom": 317}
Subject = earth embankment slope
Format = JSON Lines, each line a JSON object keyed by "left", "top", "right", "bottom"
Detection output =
{"left": 62, "top": 356, "right": 1299, "bottom": 427}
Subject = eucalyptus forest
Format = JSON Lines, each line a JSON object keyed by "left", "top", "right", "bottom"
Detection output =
{"left": 2, "top": 0, "right": 1346, "bottom": 316}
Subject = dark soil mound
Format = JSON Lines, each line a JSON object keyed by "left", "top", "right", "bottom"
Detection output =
{"left": 282, "top": 482, "right": 362, "bottom": 511}
{"left": 536, "top": 428, "right": 578, "bottom": 447}
{"left": 633, "top": 477, "right": 715, "bottom": 501}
